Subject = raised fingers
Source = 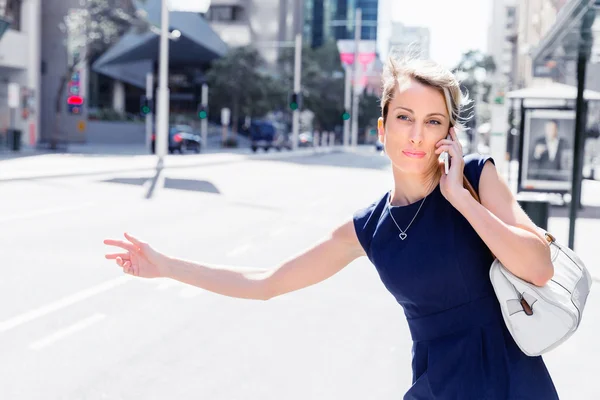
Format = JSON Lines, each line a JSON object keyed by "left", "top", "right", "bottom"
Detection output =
{"left": 105, "top": 252, "right": 130, "bottom": 260}
{"left": 104, "top": 239, "right": 137, "bottom": 253}
{"left": 124, "top": 232, "right": 146, "bottom": 248}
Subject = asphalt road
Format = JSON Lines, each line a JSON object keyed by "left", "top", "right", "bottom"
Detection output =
{"left": 1, "top": 149, "right": 599, "bottom": 399}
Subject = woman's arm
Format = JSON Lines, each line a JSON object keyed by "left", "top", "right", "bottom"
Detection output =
{"left": 452, "top": 161, "right": 553, "bottom": 286}
{"left": 158, "top": 220, "right": 366, "bottom": 300}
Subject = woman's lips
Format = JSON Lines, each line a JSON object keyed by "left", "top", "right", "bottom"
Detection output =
{"left": 402, "top": 150, "right": 426, "bottom": 158}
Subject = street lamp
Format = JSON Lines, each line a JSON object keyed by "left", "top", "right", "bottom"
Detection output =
{"left": 155, "top": 1, "right": 210, "bottom": 164}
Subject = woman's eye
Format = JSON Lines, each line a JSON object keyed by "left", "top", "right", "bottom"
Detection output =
{"left": 397, "top": 115, "right": 410, "bottom": 121}
{"left": 428, "top": 120, "right": 441, "bottom": 125}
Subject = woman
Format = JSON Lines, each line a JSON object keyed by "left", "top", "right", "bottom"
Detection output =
{"left": 104, "top": 56, "right": 559, "bottom": 399}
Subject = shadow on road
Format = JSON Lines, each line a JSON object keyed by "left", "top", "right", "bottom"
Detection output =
{"left": 102, "top": 176, "right": 221, "bottom": 194}
{"left": 101, "top": 159, "right": 220, "bottom": 199}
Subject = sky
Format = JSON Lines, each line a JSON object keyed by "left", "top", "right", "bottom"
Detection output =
{"left": 377, "top": 0, "right": 492, "bottom": 68}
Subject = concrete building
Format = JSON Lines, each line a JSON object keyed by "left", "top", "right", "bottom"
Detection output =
{"left": 0, "top": 0, "right": 41, "bottom": 150}
{"left": 514, "top": 0, "right": 560, "bottom": 88}
{"left": 39, "top": 0, "right": 226, "bottom": 145}
{"left": 387, "top": 22, "right": 430, "bottom": 60}
{"left": 206, "top": 0, "right": 296, "bottom": 66}
{"left": 487, "top": 0, "right": 518, "bottom": 94}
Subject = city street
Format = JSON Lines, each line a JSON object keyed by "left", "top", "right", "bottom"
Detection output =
{"left": 1, "top": 148, "right": 599, "bottom": 399}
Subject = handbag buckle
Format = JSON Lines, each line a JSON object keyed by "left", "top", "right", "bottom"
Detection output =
{"left": 520, "top": 297, "right": 534, "bottom": 316}
{"left": 544, "top": 232, "right": 556, "bottom": 244}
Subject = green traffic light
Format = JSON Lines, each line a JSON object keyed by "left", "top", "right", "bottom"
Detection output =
{"left": 142, "top": 106, "right": 150, "bottom": 114}
{"left": 290, "top": 102, "right": 298, "bottom": 111}
{"left": 199, "top": 110, "right": 208, "bottom": 119}
{"left": 342, "top": 112, "right": 350, "bottom": 121}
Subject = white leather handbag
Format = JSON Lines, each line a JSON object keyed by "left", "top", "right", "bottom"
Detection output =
{"left": 462, "top": 176, "right": 592, "bottom": 357}
{"left": 489, "top": 231, "right": 592, "bottom": 356}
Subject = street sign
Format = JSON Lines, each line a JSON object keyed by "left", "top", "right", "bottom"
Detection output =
{"left": 221, "top": 107, "right": 231, "bottom": 126}
{"left": 77, "top": 120, "right": 86, "bottom": 132}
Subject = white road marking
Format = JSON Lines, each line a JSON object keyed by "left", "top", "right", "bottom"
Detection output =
{"left": 29, "top": 313, "right": 106, "bottom": 351}
{"left": 227, "top": 244, "right": 252, "bottom": 257}
{"left": 0, "top": 202, "right": 96, "bottom": 223}
{"left": 0, "top": 276, "right": 131, "bottom": 334}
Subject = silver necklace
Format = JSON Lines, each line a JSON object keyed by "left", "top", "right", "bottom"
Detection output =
{"left": 387, "top": 194, "right": 427, "bottom": 241}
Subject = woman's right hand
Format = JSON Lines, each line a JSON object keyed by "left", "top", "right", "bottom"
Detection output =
{"left": 104, "top": 233, "right": 167, "bottom": 279}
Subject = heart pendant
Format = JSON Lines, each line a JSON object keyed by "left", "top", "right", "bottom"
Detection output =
{"left": 399, "top": 232, "right": 407, "bottom": 240}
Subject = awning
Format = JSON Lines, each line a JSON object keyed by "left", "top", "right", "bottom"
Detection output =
{"left": 93, "top": 0, "right": 228, "bottom": 73}
{"left": 506, "top": 81, "right": 600, "bottom": 100}
{"left": 531, "top": 0, "right": 598, "bottom": 77}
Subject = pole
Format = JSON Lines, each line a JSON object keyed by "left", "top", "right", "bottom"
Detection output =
{"left": 568, "top": 12, "right": 592, "bottom": 250}
{"left": 351, "top": 8, "right": 362, "bottom": 148}
{"left": 291, "top": 0, "right": 303, "bottom": 151}
{"left": 145, "top": 72, "right": 154, "bottom": 153}
{"left": 343, "top": 65, "right": 351, "bottom": 147}
{"left": 201, "top": 83, "right": 208, "bottom": 150}
{"left": 155, "top": 0, "right": 170, "bottom": 163}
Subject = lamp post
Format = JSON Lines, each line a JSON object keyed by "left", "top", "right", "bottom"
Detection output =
{"left": 155, "top": 0, "right": 210, "bottom": 165}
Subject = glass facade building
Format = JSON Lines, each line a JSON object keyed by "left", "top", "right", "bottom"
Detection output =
{"left": 305, "top": 0, "right": 378, "bottom": 48}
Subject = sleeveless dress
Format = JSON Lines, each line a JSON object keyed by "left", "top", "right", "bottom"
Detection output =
{"left": 353, "top": 154, "right": 559, "bottom": 399}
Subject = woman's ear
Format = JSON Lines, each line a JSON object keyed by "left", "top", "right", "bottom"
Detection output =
{"left": 377, "top": 117, "right": 385, "bottom": 143}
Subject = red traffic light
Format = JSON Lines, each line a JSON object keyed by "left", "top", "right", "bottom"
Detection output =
{"left": 67, "top": 95, "right": 84, "bottom": 105}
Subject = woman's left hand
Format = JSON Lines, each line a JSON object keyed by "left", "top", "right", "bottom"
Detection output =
{"left": 435, "top": 127, "right": 466, "bottom": 204}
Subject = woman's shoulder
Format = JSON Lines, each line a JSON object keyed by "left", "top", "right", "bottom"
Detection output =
{"left": 352, "top": 193, "right": 389, "bottom": 254}
{"left": 463, "top": 153, "right": 495, "bottom": 193}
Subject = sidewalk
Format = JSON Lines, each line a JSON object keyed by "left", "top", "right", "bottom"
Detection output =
{"left": 0, "top": 143, "right": 344, "bottom": 182}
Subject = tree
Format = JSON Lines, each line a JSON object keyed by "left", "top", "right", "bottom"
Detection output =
{"left": 452, "top": 50, "right": 496, "bottom": 135}
{"left": 359, "top": 92, "right": 381, "bottom": 137}
{"left": 278, "top": 41, "right": 346, "bottom": 132}
{"left": 205, "top": 45, "right": 286, "bottom": 142}
{"left": 52, "top": 0, "right": 148, "bottom": 148}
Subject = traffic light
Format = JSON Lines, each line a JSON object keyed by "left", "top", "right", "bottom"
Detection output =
{"left": 342, "top": 110, "right": 350, "bottom": 121}
{"left": 67, "top": 95, "right": 84, "bottom": 115}
{"left": 140, "top": 95, "right": 152, "bottom": 116}
{"left": 197, "top": 104, "right": 208, "bottom": 119}
{"left": 289, "top": 92, "right": 301, "bottom": 111}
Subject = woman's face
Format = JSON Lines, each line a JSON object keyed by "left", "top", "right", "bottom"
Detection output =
{"left": 379, "top": 78, "right": 450, "bottom": 175}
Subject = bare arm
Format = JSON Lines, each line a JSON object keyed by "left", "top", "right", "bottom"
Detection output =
{"left": 158, "top": 220, "right": 366, "bottom": 300}
{"left": 453, "top": 161, "right": 553, "bottom": 286}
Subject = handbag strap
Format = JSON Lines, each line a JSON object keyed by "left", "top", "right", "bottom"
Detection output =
{"left": 462, "top": 175, "right": 554, "bottom": 245}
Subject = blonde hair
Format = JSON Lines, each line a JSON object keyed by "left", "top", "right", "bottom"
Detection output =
{"left": 380, "top": 52, "right": 472, "bottom": 128}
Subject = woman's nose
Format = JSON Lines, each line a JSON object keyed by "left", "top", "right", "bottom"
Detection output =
{"left": 409, "top": 125, "right": 423, "bottom": 145}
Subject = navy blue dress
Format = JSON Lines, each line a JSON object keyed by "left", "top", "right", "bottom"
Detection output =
{"left": 353, "top": 154, "right": 559, "bottom": 399}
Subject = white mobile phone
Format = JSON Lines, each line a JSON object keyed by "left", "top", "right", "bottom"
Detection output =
{"left": 442, "top": 132, "right": 451, "bottom": 174}
{"left": 443, "top": 151, "right": 449, "bottom": 174}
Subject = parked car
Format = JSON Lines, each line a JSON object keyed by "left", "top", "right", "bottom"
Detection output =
{"left": 151, "top": 124, "right": 202, "bottom": 154}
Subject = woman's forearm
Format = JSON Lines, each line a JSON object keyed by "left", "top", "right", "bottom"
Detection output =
{"left": 161, "top": 256, "right": 271, "bottom": 300}
{"left": 453, "top": 190, "right": 553, "bottom": 286}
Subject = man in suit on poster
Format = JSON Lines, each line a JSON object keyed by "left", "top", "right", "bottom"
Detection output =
{"left": 530, "top": 119, "right": 571, "bottom": 180}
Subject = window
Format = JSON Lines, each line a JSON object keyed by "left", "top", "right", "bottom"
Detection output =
{"left": 0, "top": 0, "right": 22, "bottom": 31}
{"left": 205, "top": 6, "right": 244, "bottom": 22}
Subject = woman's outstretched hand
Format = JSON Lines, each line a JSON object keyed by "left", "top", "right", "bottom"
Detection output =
{"left": 104, "top": 233, "right": 167, "bottom": 278}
